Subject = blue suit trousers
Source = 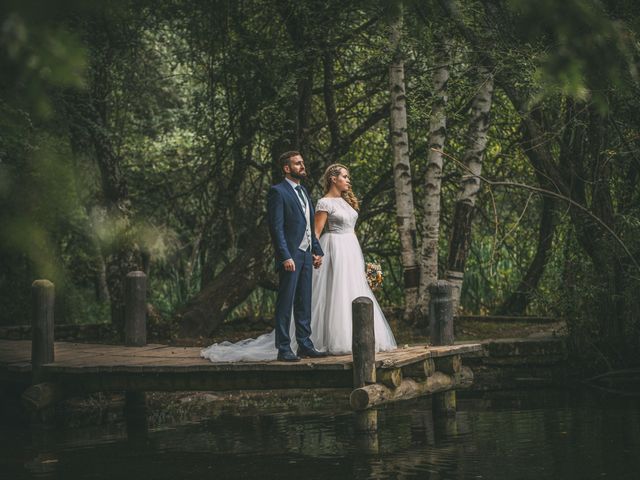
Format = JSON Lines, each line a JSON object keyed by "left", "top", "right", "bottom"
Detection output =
{"left": 274, "top": 248, "right": 314, "bottom": 354}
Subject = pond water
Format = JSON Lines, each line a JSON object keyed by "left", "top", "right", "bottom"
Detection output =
{"left": 1, "top": 388, "right": 639, "bottom": 479}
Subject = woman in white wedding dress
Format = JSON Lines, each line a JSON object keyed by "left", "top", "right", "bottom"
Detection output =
{"left": 201, "top": 163, "right": 396, "bottom": 362}
{"left": 309, "top": 163, "right": 396, "bottom": 354}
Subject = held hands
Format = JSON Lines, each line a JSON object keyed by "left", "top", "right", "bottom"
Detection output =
{"left": 283, "top": 256, "right": 323, "bottom": 271}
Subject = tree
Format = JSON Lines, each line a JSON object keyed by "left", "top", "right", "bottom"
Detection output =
{"left": 388, "top": 5, "right": 420, "bottom": 317}
{"left": 417, "top": 33, "right": 451, "bottom": 317}
{"left": 445, "top": 64, "right": 494, "bottom": 313}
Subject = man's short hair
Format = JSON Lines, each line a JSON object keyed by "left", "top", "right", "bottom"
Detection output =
{"left": 278, "top": 150, "right": 301, "bottom": 171}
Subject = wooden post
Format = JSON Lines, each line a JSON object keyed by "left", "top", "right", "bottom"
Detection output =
{"left": 31, "top": 280, "right": 54, "bottom": 384}
{"left": 354, "top": 409, "right": 378, "bottom": 433}
{"left": 444, "top": 270, "right": 464, "bottom": 315}
{"left": 354, "top": 430, "right": 380, "bottom": 454}
{"left": 428, "top": 281, "right": 456, "bottom": 416}
{"left": 123, "top": 271, "right": 148, "bottom": 438}
{"left": 429, "top": 280, "right": 454, "bottom": 346}
{"left": 352, "top": 296, "right": 376, "bottom": 388}
{"left": 125, "top": 271, "right": 147, "bottom": 347}
{"left": 352, "top": 297, "right": 377, "bottom": 432}
{"left": 377, "top": 368, "right": 403, "bottom": 388}
{"left": 434, "top": 410, "right": 459, "bottom": 440}
{"left": 403, "top": 358, "right": 435, "bottom": 379}
{"left": 433, "top": 388, "right": 456, "bottom": 416}
{"left": 434, "top": 355, "right": 461, "bottom": 374}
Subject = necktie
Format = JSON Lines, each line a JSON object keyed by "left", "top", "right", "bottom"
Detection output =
{"left": 295, "top": 185, "right": 307, "bottom": 210}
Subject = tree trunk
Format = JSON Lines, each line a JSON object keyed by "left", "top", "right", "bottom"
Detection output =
{"left": 417, "top": 36, "right": 451, "bottom": 318}
{"left": 95, "top": 253, "right": 110, "bottom": 303}
{"left": 496, "top": 193, "right": 555, "bottom": 315}
{"left": 513, "top": 94, "right": 627, "bottom": 352}
{"left": 388, "top": 11, "right": 420, "bottom": 316}
{"left": 323, "top": 48, "right": 341, "bottom": 156}
{"left": 176, "top": 223, "right": 270, "bottom": 339}
{"left": 445, "top": 65, "right": 494, "bottom": 313}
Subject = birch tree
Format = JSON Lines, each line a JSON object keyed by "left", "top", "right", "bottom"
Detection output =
{"left": 445, "top": 65, "right": 494, "bottom": 312}
{"left": 417, "top": 35, "right": 451, "bottom": 317}
{"left": 388, "top": 8, "right": 420, "bottom": 315}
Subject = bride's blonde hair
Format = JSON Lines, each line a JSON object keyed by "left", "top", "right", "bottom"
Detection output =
{"left": 322, "top": 163, "right": 360, "bottom": 211}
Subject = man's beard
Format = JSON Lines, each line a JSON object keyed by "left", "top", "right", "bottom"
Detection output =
{"left": 290, "top": 170, "right": 306, "bottom": 179}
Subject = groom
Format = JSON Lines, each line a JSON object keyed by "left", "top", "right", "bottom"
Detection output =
{"left": 267, "top": 151, "right": 328, "bottom": 362}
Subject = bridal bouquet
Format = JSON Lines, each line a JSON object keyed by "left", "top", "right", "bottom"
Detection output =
{"left": 365, "top": 261, "right": 384, "bottom": 291}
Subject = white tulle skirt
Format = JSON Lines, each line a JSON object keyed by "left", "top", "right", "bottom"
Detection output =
{"left": 310, "top": 232, "right": 396, "bottom": 354}
{"left": 201, "top": 232, "right": 396, "bottom": 362}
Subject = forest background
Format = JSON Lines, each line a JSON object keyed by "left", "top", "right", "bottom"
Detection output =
{"left": 1, "top": 0, "right": 639, "bottom": 371}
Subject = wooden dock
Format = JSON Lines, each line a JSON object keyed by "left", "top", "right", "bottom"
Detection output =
{"left": 5, "top": 276, "right": 480, "bottom": 422}
{"left": 0, "top": 339, "right": 480, "bottom": 395}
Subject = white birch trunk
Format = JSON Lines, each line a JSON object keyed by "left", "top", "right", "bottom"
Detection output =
{"left": 389, "top": 12, "right": 420, "bottom": 315}
{"left": 418, "top": 37, "right": 451, "bottom": 317}
{"left": 458, "top": 65, "right": 493, "bottom": 207}
{"left": 446, "top": 65, "right": 494, "bottom": 313}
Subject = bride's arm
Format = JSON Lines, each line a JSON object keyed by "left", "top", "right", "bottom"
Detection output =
{"left": 314, "top": 211, "right": 328, "bottom": 239}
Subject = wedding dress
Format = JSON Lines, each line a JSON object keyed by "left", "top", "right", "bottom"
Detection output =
{"left": 201, "top": 196, "right": 396, "bottom": 362}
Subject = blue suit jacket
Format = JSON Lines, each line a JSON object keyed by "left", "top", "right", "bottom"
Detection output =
{"left": 267, "top": 180, "right": 324, "bottom": 269}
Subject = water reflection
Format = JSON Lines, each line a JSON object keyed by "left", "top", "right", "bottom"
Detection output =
{"left": 2, "top": 389, "right": 640, "bottom": 479}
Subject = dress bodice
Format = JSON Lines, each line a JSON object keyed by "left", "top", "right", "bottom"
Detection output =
{"left": 316, "top": 197, "right": 358, "bottom": 234}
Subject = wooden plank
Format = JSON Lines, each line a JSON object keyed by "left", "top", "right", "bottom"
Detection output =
{"left": 428, "top": 344, "right": 480, "bottom": 357}
{"left": 376, "top": 347, "right": 431, "bottom": 369}
{"left": 124, "top": 346, "right": 200, "bottom": 358}
{"left": 127, "top": 357, "right": 228, "bottom": 368}
{"left": 43, "top": 355, "right": 181, "bottom": 368}
{"left": 52, "top": 343, "right": 167, "bottom": 355}
{"left": 42, "top": 351, "right": 433, "bottom": 373}
{"left": 48, "top": 351, "right": 110, "bottom": 363}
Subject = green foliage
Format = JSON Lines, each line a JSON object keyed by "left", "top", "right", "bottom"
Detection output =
{"left": 507, "top": 0, "right": 639, "bottom": 111}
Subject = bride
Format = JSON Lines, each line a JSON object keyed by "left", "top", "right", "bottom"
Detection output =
{"left": 201, "top": 163, "right": 396, "bottom": 362}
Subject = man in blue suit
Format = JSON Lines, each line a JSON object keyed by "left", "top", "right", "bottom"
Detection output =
{"left": 267, "top": 151, "right": 328, "bottom": 361}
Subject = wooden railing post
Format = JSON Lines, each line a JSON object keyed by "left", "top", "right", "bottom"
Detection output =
{"left": 124, "top": 271, "right": 147, "bottom": 347}
{"left": 123, "top": 271, "right": 148, "bottom": 437}
{"left": 428, "top": 280, "right": 456, "bottom": 416}
{"left": 429, "top": 280, "right": 454, "bottom": 346}
{"left": 444, "top": 270, "right": 463, "bottom": 315}
{"left": 352, "top": 296, "right": 376, "bottom": 388}
{"left": 31, "top": 280, "right": 54, "bottom": 384}
{"left": 352, "top": 296, "right": 378, "bottom": 432}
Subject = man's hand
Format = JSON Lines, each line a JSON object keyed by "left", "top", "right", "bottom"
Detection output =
{"left": 283, "top": 259, "right": 295, "bottom": 272}
{"left": 312, "top": 255, "right": 323, "bottom": 269}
